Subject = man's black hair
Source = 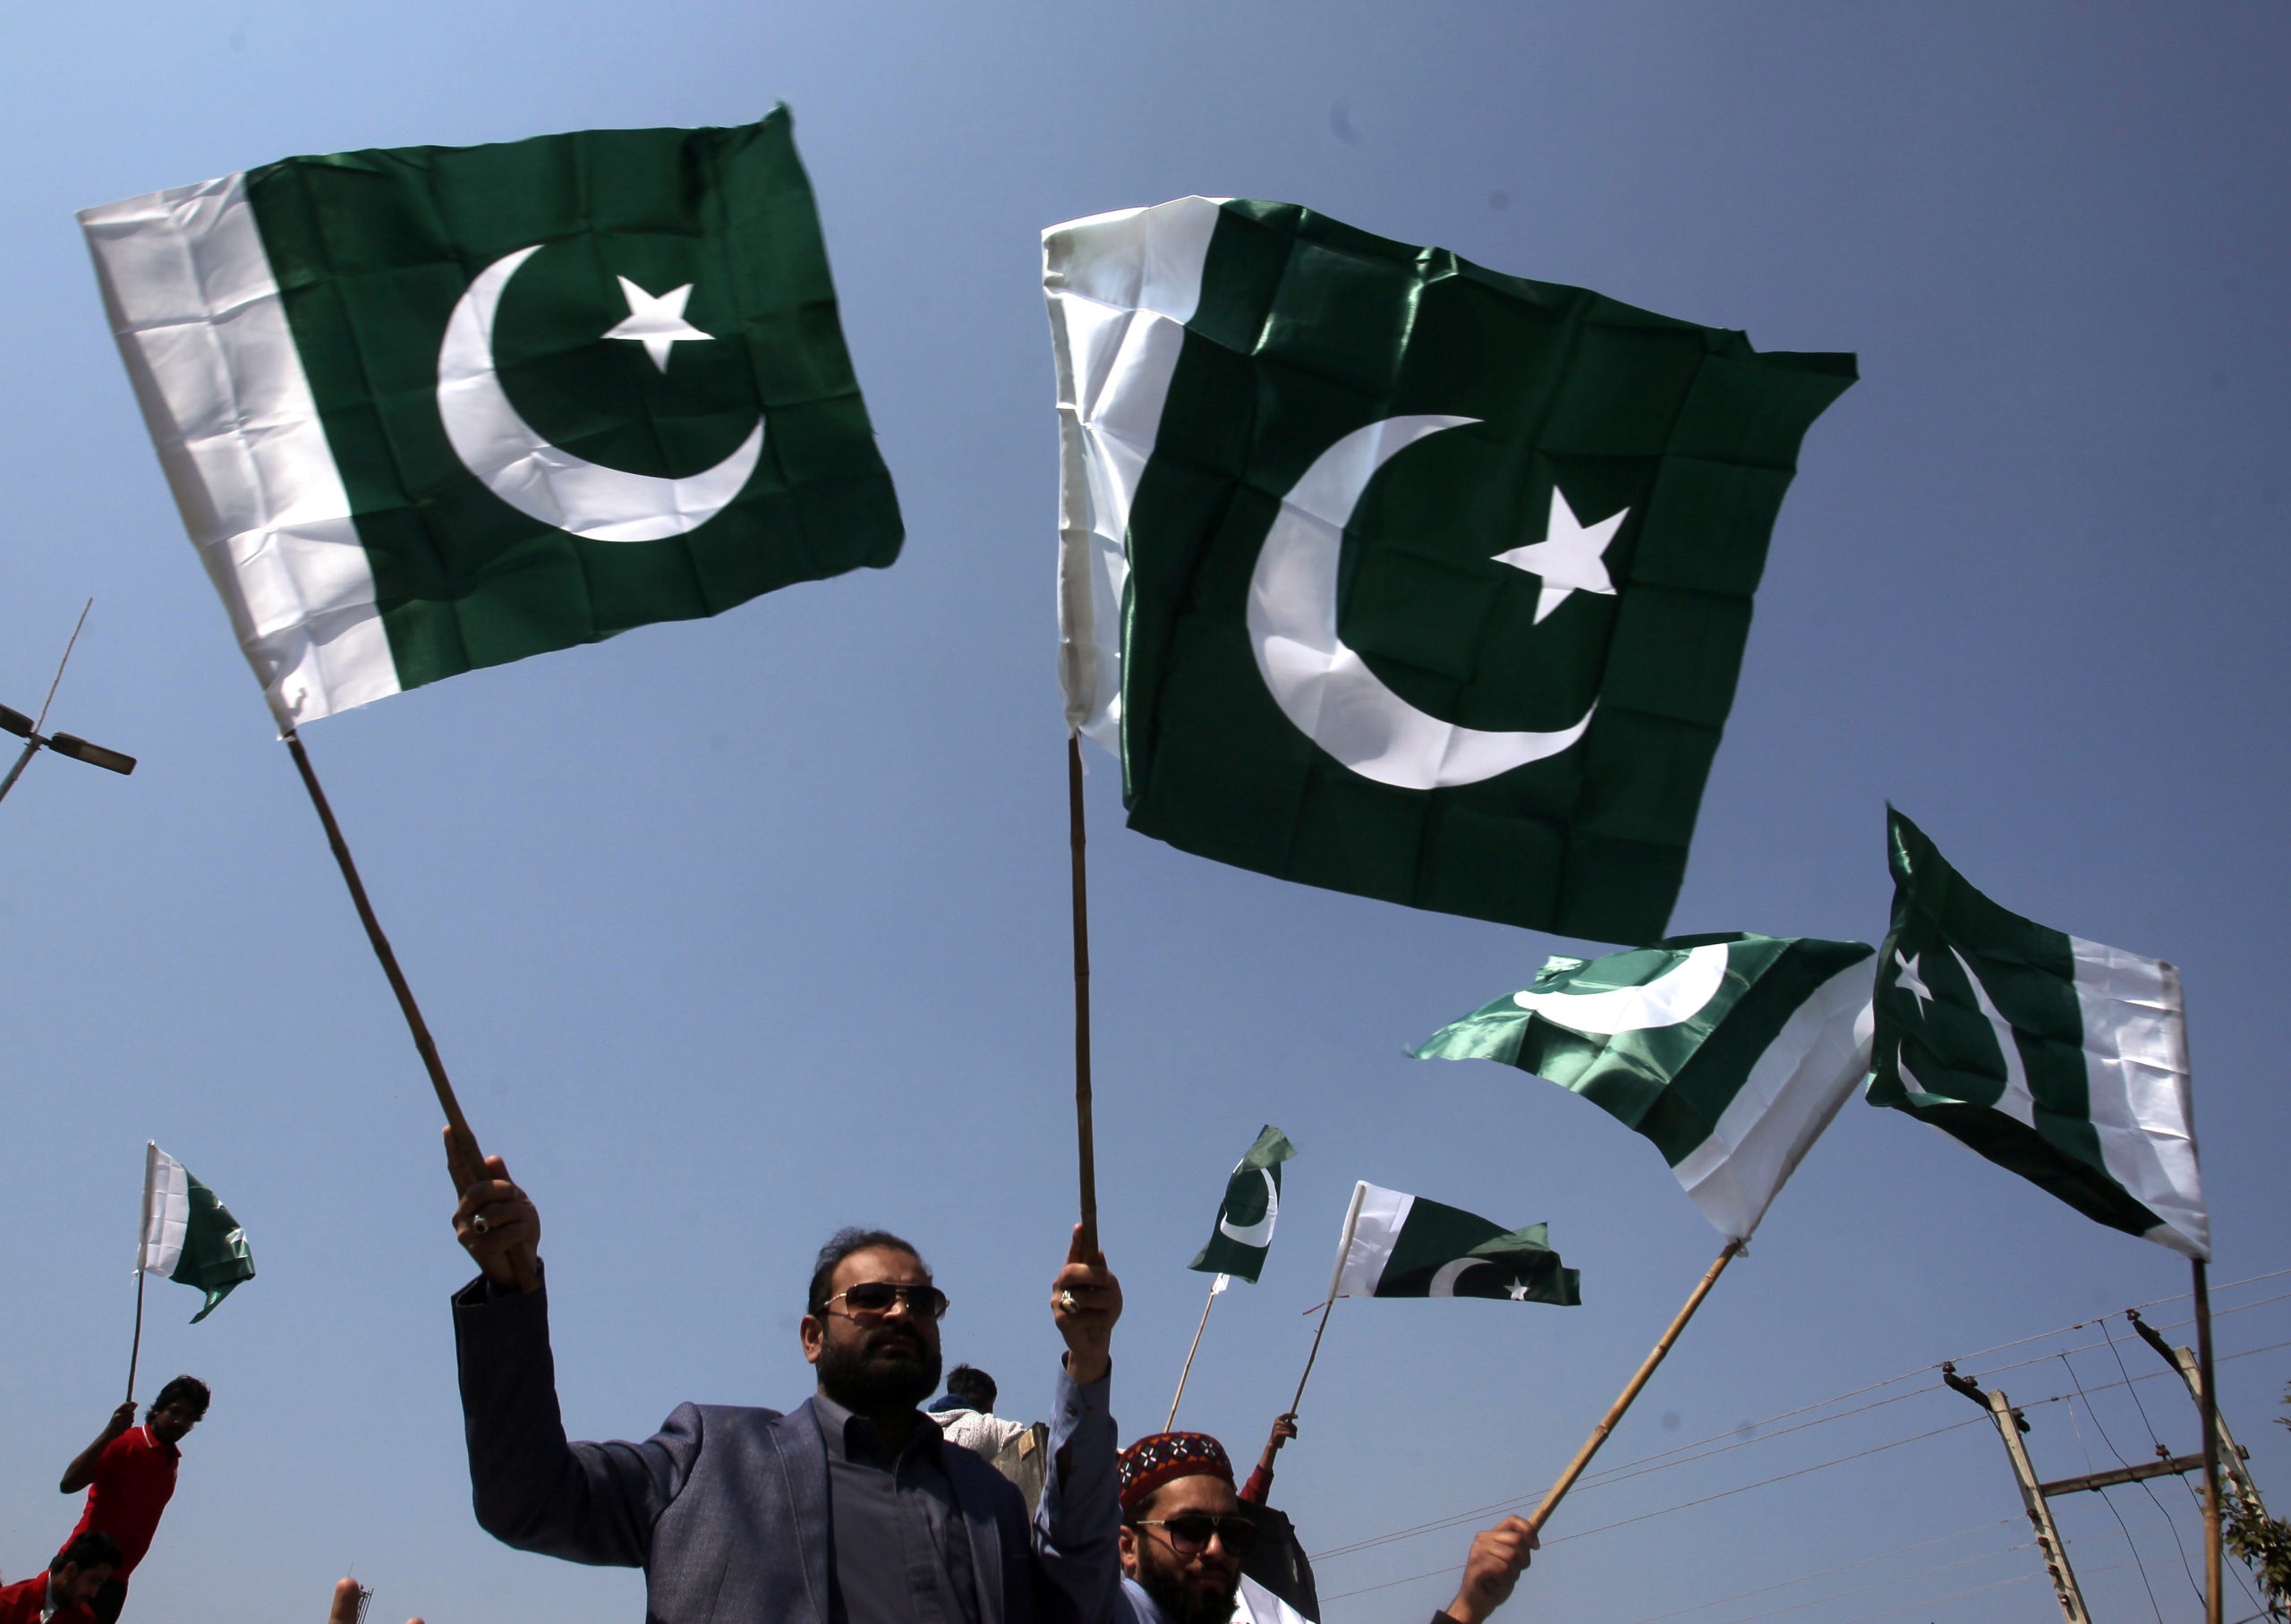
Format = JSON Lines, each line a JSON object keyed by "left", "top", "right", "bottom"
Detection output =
{"left": 807, "top": 1228, "right": 928, "bottom": 1316}
{"left": 149, "top": 1374, "right": 210, "bottom": 1422}
{"left": 945, "top": 1364, "right": 997, "bottom": 1413}
{"left": 54, "top": 1531, "right": 122, "bottom": 1575}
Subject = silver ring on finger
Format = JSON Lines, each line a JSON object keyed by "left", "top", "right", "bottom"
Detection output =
{"left": 1056, "top": 1289, "right": 1077, "bottom": 1312}
{"left": 472, "top": 1212, "right": 492, "bottom": 1235}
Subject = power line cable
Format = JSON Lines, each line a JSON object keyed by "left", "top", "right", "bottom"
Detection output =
{"left": 1606, "top": 1518, "right": 2023, "bottom": 1624}
{"left": 2059, "top": 1365, "right": 2168, "bottom": 1624}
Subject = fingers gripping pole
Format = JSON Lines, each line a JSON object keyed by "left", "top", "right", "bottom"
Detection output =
{"left": 1526, "top": 1239, "right": 1742, "bottom": 1535}
{"left": 282, "top": 729, "right": 535, "bottom": 1291}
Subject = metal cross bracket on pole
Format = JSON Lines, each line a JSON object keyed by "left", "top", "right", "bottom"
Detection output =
{"left": 2125, "top": 1308, "right": 2270, "bottom": 1511}
{"left": 1, "top": 602, "right": 136, "bottom": 810}
{"left": 1941, "top": 1363, "right": 2091, "bottom": 1624}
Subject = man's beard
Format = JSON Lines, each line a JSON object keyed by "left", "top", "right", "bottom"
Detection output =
{"left": 816, "top": 1326, "right": 941, "bottom": 1415}
{"left": 1135, "top": 1552, "right": 1240, "bottom": 1624}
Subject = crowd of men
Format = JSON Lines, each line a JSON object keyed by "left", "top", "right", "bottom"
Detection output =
{"left": 446, "top": 1135, "right": 1542, "bottom": 1624}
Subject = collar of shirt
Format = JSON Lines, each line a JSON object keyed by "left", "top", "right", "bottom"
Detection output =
{"left": 132, "top": 1426, "right": 180, "bottom": 1463}
{"left": 810, "top": 1390, "right": 943, "bottom": 1469}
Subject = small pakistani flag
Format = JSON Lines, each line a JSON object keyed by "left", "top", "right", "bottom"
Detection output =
{"left": 1188, "top": 1124, "right": 1297, "bottom": 1283}
{"left": 1043, "top": 198, "right": 1853, "bottom": 944}
{"left": 1868, "top": 809, "right": 2207, "bottom": 1258}
{"left": 1328, "top": 1181, "right": 1580, "bottom": 1304}
{"left": 1414, "top": 933, "right": 1875, "bottom": 1242}
{"left": 82, "top": 108, "right": 900, "bottom": 727}
{"left": 139, "top": 1144, "right": 255, "bottom": 1322}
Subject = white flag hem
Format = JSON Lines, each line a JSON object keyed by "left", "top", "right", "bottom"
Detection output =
{"left": 81, "top": 175, "right": 395, "bottom": 727}
{"left": 2071, "top": 940, "right": 2207, "bottom": 1260}
{"left": 1043, "top": 197, "right": 1224, "bottom": 748}
{"left": 1331, "top": 1181, "right": 1413, "bottom": 1299}
{"left": 138, "top": 1142, "right": 191, "bottom": 1279}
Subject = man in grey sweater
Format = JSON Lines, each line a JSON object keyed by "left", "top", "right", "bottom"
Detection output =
{"left": 447, "top": 1136, "right": 1126, "bottom": 1624}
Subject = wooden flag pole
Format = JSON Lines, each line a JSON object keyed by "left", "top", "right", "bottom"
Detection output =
{"left": 124, "top": 1269, "right": 145, "bottom": 1404}
{"left": 281, "top": 727, "right": 535, "bottom": 1291}
{"left": 1167, "top": 1278, "right": 1222, "bottom": 1432}
{"left": 2195, "top": 1257, "right": 2222, "bottom": 1624}
{"left": 1067, "top": 734, "right": 1098, "bottom": 1254}
{"left": 1526, "top": 1238, "right": 1742, "bottom": 1534}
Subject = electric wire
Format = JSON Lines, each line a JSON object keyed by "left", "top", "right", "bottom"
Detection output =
{"left": 1310, "top": 1331, "right": 2291, "bottom": 1566}
{"left": 2059, "top": 1366, "right": 2167, "bottom": 1624}
{"left": 2088, "top": 1328, "right": 2209, "bottom": 1608}
{"left": 1604, "top": 1518, "right": 2022, "bottom": 1624}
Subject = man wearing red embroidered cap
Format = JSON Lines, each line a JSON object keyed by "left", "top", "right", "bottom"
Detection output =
{"left": 55, "top": 1378, "right": 208, "bottom": 1624}
{"left": 1113, "top": 1433, "right": 1536, "bottom": 1624}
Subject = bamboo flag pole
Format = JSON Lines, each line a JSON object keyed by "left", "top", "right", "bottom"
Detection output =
{"left": 1167, "top": 1274, "right": 1227, "bottom": 1432}
{"left": 1067, "top": 734, "right": 1098, "bottom": 1254}
{"left": 126, "top": 1139, "right": 156, "bottom": 1402}
{"left": 281, "top": 727, "right": 536, "bottom": 1291}
{"left": 1250, "top": 1182, "right": 1371, "bottom": 1485}
{"left": 1525, "top": 1238, "right": 1743, "bottom": 1534}
{"left": 2195, "top": 1256, "right": 2222, "bottom": 1624}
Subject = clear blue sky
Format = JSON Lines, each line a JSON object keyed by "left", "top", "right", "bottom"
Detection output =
{"left": 4, "top": 6, "right": 2287, "bottom": 1624}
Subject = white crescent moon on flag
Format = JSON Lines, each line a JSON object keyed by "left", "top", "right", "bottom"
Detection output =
{"left": 1512, "top": 941, "right": 1731, "bottom": 1033}
{"left": 436, "top": 245, "right": 764, "bottom": 543}
{"left": 1247, "top": 415, "right": 1596, "bottom": 791}
{"left": 1218, "top": 1167, "right": 1281, "bottom": 1248}
{"left": 1427, "top": 1256, "right": 1489, "bottom": 1297}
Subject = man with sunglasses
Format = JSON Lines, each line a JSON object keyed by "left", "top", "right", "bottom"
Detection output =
{"left": 1113, "top": 1434, "right": 1537, "bottom": 1624}
{"left": 446, "top": 1137, "right": 1126, "bottom": 1624}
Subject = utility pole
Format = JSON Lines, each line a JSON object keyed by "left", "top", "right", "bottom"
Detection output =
{"left": 2126, "top": 1309, "right": 2269, "bottom": 1509}
{"left": 1943, "top": 1365, "right": 2091, "bottom": 1624}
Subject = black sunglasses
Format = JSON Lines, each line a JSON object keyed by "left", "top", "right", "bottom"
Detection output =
{"left": 822, "top": 1282, "right": 951, "bottom": 1322}
{"left": 1131, "top": 1515, "right": 1258, "bottom": 1558}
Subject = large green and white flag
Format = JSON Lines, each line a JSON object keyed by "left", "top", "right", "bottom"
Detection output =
{"left": 1326, "top": 1180, "right": 1580, "bottom": 1304}
{"left": 1043, "top": 198, "right": 1853, "bottom": 944}
{"left": 1868, "top": 810, "right": 2207, "bottom": 1258}
{"left": 82, "top": 109, "right": 901, "bottom": 727}
{"left": 1413, "top": 933, "right": 1874, "bottom": 1241}
{"left": 139, "top": 1143, "right": 255, "bottom": 1322}
{"left": 1188, "top": 1123, "right": 1296, "bottom": 1283}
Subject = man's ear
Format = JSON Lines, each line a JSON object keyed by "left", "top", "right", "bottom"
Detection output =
{"left": 1117, "top": 1524, "right": 1139, "bottom": 1577}
{"left": 800, "top": 1314, "right": 825, "bottom": 1365}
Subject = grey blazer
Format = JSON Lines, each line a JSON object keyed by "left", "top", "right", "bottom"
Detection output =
{"left": 454, "top": 1279, "right": 1123, "bottom": 1624}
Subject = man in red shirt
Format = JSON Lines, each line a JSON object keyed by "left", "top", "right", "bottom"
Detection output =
{"left": 56, "top": 1376, "right": 209, "bottom": 1624}
{"left": 0, "top": 1534, "right": 121, "bottom": 1624}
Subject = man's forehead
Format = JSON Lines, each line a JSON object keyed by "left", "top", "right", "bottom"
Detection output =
{"left": 832, "top": 1245, "right": 930, "bottom": 1288}
{"left": 1146, "top": 1473, "right": 1240, "bottom": 1516}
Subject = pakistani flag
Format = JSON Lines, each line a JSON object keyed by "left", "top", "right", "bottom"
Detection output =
{"left": 1188, "top": 1124, "right": 1296, "bottom": 1283}
{"left": 1043, "top": 198, "right": 1853, "bottom": 944}
{"left": 139, "top": 1143, "right": 255, "bottom": 1322}
{"left": 82, "top": 108, "right": 900, "bottom": 727}
{"left": 1328, "top": 1181, "right": 1579, "bottom": 1304}
{"left": 1868, "top": 809, "right": 2207, "bottom": 1258}
{"left": 1413, "top": 933, "right": 1875, "bottom": 1241}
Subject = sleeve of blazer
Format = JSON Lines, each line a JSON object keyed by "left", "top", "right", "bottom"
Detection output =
{"left": 453, "top": 1273, "right": 701, "bottom": 1567}
{"left": 1028, "top": 1363, "right": 1121, "bottom": 1624}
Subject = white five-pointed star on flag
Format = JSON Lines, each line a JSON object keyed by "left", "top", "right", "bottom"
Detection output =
{"left": 604, "top": 276, "right": 714, "bottom": 371}
{"left": 1492, "top": 487, "right": 1629, "bottom": 623}
{"left": 1505, "top": 1279, "right": 1534, "bottom": 1301}
{"left": 1894, "top": 948, "right": 1935, "bottom": 1016}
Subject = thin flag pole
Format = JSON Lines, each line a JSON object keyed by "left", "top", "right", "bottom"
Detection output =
{"left": 1526, "top": 1237, "right": 1742, "bottom": 1535}
{"left": 280, "top": 727, "right": 535, "bottom": 1291}
{"left": 125, "top": 1270, "right": 145, "bottom": 1404}
{"left": 2195, "top": 1256, "right": 2222, "bottom": 1624}
{"left": 1256, "top": 1180, "right": 1370, "bottom": 1486}
{"left": 1067, "top": 733, "right": 1098, "bottom": 1254}
{"left": 1167, "top": 1278, "right": 1223, "bottom": 1432}
{"left": 128, "top": 1139, "right": 155, "bottom": 1404}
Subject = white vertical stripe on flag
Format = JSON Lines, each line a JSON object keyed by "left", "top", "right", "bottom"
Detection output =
{"left": 80, "top": 174, "right": 396, "bottom": 727}
{"left": 139, "top": 1143, "right": 190, "bottom": 1280}
{"left": 1332, "top": 1181, "right": 1414, "bottom": 1300}
{"left": 1043, "top": 196, "right": 1225, "bottom": 748}
{"left": 2071, "top": 940, "right": 2207, "bottom": 1260}
{"left": 1672, "top": 957, "right": 1877, "bottom": 1243}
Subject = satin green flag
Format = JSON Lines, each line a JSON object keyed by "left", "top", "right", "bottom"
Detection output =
{"left": 1045, "top": 197, "right": 1853, "bottom": 944}
{"left": 83, "top": 108, "right": 900, "bottom": 727}
{"left": 1187, "top": 1124, "right": 1296, "bottom": 1283}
